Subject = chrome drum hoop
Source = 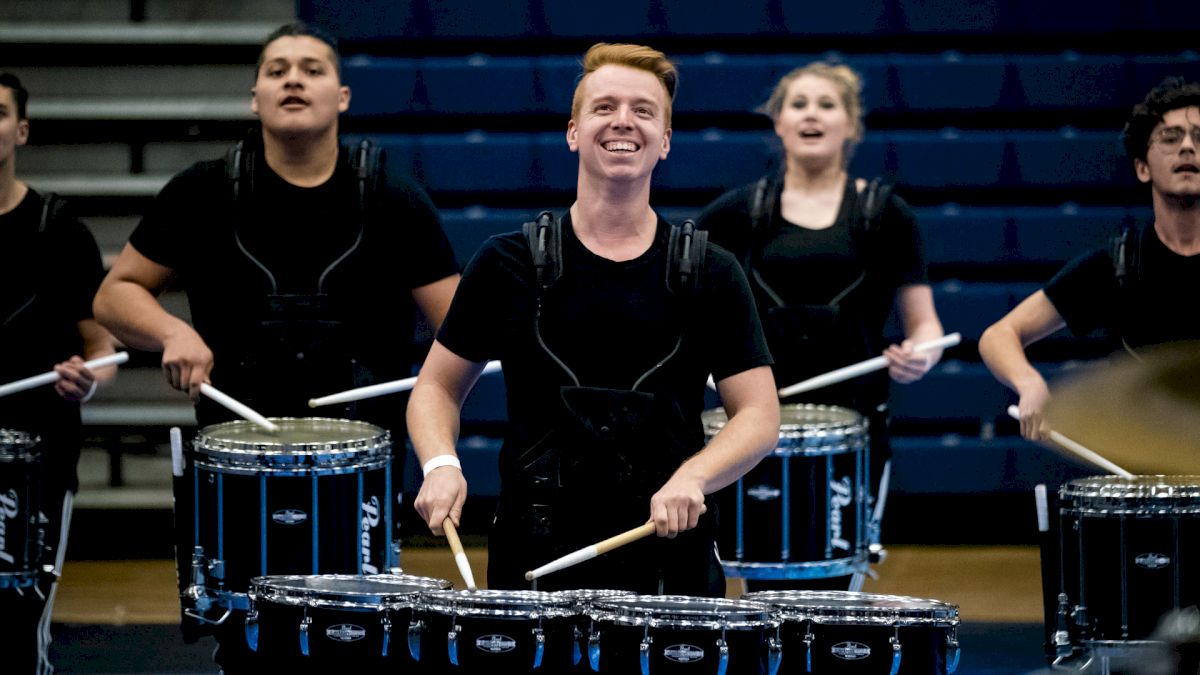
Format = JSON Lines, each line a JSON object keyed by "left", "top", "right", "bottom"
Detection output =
{"left": 744, "top": 590, "right": 960, "bottom": 627}
{"left": 1060, "top": 475, "right": 1200, "bottom": 514}
{"left": 249, "top": 574, "right": 452, "bottom": 610}
{"left": 193, "top": 418, "right": 391, "bottom": 475}
{"left": 588, "top": 595, "right": 778, "bottom": 631}
{"left": 703, "top": 404, "right": 867, "bottom": 457}
{"left": 722, "top": 557, "right": 869, "bottom": 580}
{"left": 418, "top": 589, "right": 577, "bottom": 619}
{"left": 0, "top": 430, "right": 38, "bottom": 455}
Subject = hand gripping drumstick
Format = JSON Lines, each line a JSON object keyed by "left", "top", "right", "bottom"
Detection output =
{"left": 777, "top": 333, "right": 961, "bottom": 398}
{"left": 524, "top": 521, "right": 656, "bottom": 582}
{"left": 443, "top": 518, "right": 477, "bottom": 590}
{"left": 0, "top": 351, "right": 130, "bottom": 399}
{"left": 1006, "top": 405, "right": 1133, "bottom": 477}
{"left": 308, "top": 360, "right": 503, "bottom": 408}
{"left": 199, "top": 383, "right": 280, "bottom": 434}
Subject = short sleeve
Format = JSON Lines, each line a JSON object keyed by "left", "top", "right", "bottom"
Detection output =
{"left": 1043, "top": 248, "right": 1117, "bottom": 337}
{"left": 435, "top": 233, "right": 529, "bottom": 363}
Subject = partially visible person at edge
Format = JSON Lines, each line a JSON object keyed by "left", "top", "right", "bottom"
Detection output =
{"left": 981, "top": 77, "right": 1200, "bottom": 441}
{"left": 0, "top": 71, "right": 118, "bottom": 675}
{"left": 91, "top": 23, "right": 460, "bottom": 673}
{"left": 409, "top": 42, "right": 780, "bottom": 596}
{"left": 696, "top": 61, "right": 945, "bottom": 589}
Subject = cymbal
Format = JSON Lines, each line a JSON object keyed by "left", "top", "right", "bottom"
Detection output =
{"left": 1045, "top": 341, "right": 1200, "bottom": 476}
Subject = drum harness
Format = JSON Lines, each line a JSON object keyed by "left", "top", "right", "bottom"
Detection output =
{"left": 1, "top": 193, "right": 67, "bottom": 329}
{"left": 1110, "top": 221, "right": 1149, "bottom": 361}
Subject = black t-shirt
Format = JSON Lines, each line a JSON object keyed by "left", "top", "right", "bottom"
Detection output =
{"left": 436, "top": 211, "right": 772, "bottom": 479}
{"left": 1044, "top": 224, "right": 1200, "bottom": 350}
{"left": 128, "top": 145, "right": 459, "bottom": 428}
{"left": 0, "top": 188, "right": 106, "bottom": 491}
{"left": 697, "top": 176, "right": 927, "bottom": 408}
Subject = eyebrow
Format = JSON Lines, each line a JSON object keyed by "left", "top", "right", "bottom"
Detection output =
{"left": 590, "top": 94, "right": 659, "bottom": 108}
{"left": 263, "top": 56, "right": 330, "bottom": 67}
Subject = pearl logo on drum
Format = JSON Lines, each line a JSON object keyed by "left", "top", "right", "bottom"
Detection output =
{"left": 664, "top": 644, "right": 705, "bottom": 663}
{"left": 475, "top": 634, "right": 517, "bottom": 653}
{"left": 747, "top": 484, "right": 782, "bottom": 501}
{"left": 361, "top": 496, "right": 381, "bottom": 574}
{"left": 272, "top": 509, "right": 308, "bottom": 526}
{"left": 325, "top": 624, "right": 367, "bottom": 642}
{"left": 0, "top": 489, "right": 19, "bottom": 564}
{"left": 831, "top": 641, "right": 871, "bottom": 660}
{"left": 1135, "top": 553, "right": 1171, "bottom": 570}
{"left": 829, "top": 476, "right": 853, "bottom": 551}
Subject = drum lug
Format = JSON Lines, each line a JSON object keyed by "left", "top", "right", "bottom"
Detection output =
{"left": 208, "top": 558, "right": 225, "bottom": 581}
{"left": 804, "top": 630, "right": 814, "bottom": 673}
{"left": 244, "top": 609, "right": 259, "bottom": 653}
{"left": 639, "top": 634, "right": 652, "bottom": 675}
{"left": 946, "top": 633, "right": 960, "bottom": 674}
{"left": 407, "top": 620, "right": 423, "bottom": 662}
{"left": 573, "top": 625, "right": 583, "bottom": 667}
{"left": 767, "top": 635, "right": 782, "bottom": 675}
{"left": 1053, "top": 593, "right": 1074, "bottom": 659}
{"left": 448, "top": 622, "right": 460, "bottom": 667}
{"left": 589, "top": 629, "right": 601, "bottom": 672}
{"left": 868, "top": 542, "right": 887, "bottom": 564}
{"left": 381, "top": 615, "right": 391, "bottom": 657}
{"left": 889, "top": 634, "right": 903, "bottom": 675}
{"left": 532, "top": 626, "right": 545, "bottom": 669}
{"left": 299, "top": 613, "right": 311, "bottom": 657}
{"left": 715, "top": 637, "right": 729, "bottom": 675}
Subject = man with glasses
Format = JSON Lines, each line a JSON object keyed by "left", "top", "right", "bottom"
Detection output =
{"left": 980, "top": 77, "right": 1200, "bottom": 440}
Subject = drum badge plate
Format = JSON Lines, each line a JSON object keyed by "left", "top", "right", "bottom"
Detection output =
{"left": 272, "top": 509, "right": 308, "bottom": 526}
{"left": 832, "top": 641, "right": 871, "bottom": 660}
{"left": 476, "top": 634, "right": 517, "bottom": 653}
{"left": 664, "top": 644, "right": 705, "bottom": 663}
{"left": 326, "top": 624, "right": 366, "bottom": 642}
{"left": 1135, "top": 553, "right": 1170, "bottom": 569}
{"left": 747, "top": 485, "right": 782, "bottom": 501}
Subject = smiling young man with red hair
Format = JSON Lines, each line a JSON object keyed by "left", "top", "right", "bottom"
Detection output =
{"left": 410, "top": 43, "right": 780, "bottom": 596}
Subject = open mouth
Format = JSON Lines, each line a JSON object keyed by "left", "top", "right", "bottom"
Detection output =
{"left": 280, "top": 96, "right": 308, "bottom": 108}
{"left": 603, "top": 141, "right": 639, "bottom": 153}
{"left": 1174, "top": 164, "right": 1200, "bottom": 174}
{"left": 800, "top": 129, "right": 824, "bottom": 139}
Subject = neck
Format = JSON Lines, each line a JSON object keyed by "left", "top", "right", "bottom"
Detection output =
{"left": 0, "top": 166, "right": 27, "bottom": 216}
{"left": 260, "top": 127, "right": 340, "bottom": 187}
{"left": 1152, "top": 191, "right": 1200, "bottom": 255}
{"left": 569, "top": 178, "right": 657, "bottom": 261}
{"left": 783, "top": 155, "right": 846, "bottom": 192}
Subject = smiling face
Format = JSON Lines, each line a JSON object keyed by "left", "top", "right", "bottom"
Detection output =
{"left": 251, "top": 35, "right": 349, "bottom": 139}
{"left": 0, "top": 85, "right": 29, "bottom": 170}
{"left": 566, "top": 64, "right": 672, "bottom": 185}
{"left": 1136, "top": 106, "right": 1200, "bottom": 200}
{"left": 773, "top": 73, "right": 856, "bottom": 167}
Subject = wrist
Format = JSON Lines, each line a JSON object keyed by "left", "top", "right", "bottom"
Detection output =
{"left": 80, "top": 379, "right": 99, "bottom": 403}
{"left": 422, "top": 454, "right": 462, "bottom": 477}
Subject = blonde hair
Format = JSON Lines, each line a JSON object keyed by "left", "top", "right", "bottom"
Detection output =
{"left": 762, "top": 61, "right": 865, "bottom": 155}
{"left": 571, "top": 43, "right": 678, "bottom": 126}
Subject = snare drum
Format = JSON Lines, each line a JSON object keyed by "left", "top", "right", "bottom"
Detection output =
{"left": 176, "top": 418, "right": 396, "bottom": 624}
{"left": 410, "top": 589, "right": 577, "bottom": 674}
{"left": 552, "top": 588, "right": 636, "bottom": 673}
{"left": 587, "top": 595, "right": 779, "bottom": 675}
{"left": 745, "top": 590, "right": 960, "bottom": 674}
{"left": 0, "top": 430, "right": 44, "bottom": 590}
{"left": 1056, "top": 476, "right": 1200, "bottom": 646}
{"left": 706, "top": 404, "right": 869, "bottom": 580}
{"left": 245, "top": 573, "right": 450, "bottom": 671}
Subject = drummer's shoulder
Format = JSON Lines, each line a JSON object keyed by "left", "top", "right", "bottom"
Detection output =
{"left": 158, "top": 159, "right": 229, "bottom": 195}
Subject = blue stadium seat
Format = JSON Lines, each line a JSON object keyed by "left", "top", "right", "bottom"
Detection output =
{"left": 420, "top": 56, "right": 537, "bottom": 114}
{"left": 653, "top": 130, "right": 775, "bottom": 191}
{"left": 534, "top": 56, "right": 582, "bottom": 116}
{"left": 890, "top": 435, "right": 1097, "bottom": 495}
{"left": 660, "top": 0, "right": 786, "bottom": 36}
{"left": 299, "top": 1, "right": 420, "bottom": 41}
{"left": 673, "top": 53, "right": 777, "bottom": 115}
{"left": 342, "top": 57, "right": 420, "bottom": 117}
{"left": 1013, "top": 0, "right": 1127, "bottom": 34}
{"left": 343, "top": 135, "right": 418, "bottom": 180}
{"left": 1010, "top": 205, "right": 1128, "bottom": 265}
{"left": 1008, "top": 54, "right": 1129, "bottom": 109}
{"left": 889, "top": 130, "right": 1007, "bottom": 189}
{"left": 440, "top": 207, "right": 534, "bottom": 265}
{"left": 891, "top": 53, "right": 1008, "bottom": 111}
{"left": 889, "top": 360, "right": 1009, "bottom": 424}
{"left": 892, "top": 0, "right": 1009, "bottom": 34}
{"left": 541, "top": 0, "right": 660, "bottom": 38}
{"left": 848, "top": 135, "right": 889, "bottom": 179}
{"left": 421, "top": 0, "right": 536, "bottom": 37}
{"left": 781, "top": 0, "right": 887, "bottom": 35}
{"left": 1007, "top": 130, "right": 1130, "bottom": 189}
{"left": 1130, "top": 3, "right": 1200, "bottom": 33}
{"left": 916, "top": 205, "right": 1008, "bottom": 266}
{"left": 932, "top": 281, "right": 1013, "bottom": 341}
{"left": 461, "top": 370, "right": 509, "bottom": 425}
{"left": 1130, "top": 53, "right": 1200, "bottom": 100}
{"left": 415, "top": 132, "right": 538, "bottom": 193}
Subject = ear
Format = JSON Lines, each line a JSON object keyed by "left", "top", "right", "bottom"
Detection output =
{"left": 659, "top": 127, "right": 671, "bottom": 160}
{"left": 1134, "top": 157, "right": 1151, "bottom": 184}
{"left": 250, "top": 88, "right": 259, "bottom": 116}
{"left": 15, "top": 118, "right": 28, "bottom": 146}
{"left": 566, "top": 120, "right": 579, "bottom": 152}
{"left": 338, "top": 85, "right": 351, "bottom": 113}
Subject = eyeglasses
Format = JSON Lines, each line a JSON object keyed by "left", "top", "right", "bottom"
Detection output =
{"left": 1149, "top": 125, "right": 1200, "bottom": 150}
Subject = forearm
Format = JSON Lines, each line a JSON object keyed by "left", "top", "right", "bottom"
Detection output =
{"left": 94, "top": 279, "right": 192, "bottom": 352}
{"left": 675, "top": 402, "right": 779, "bottom": 495}
{"left": 979, "top": 322, "right": 1047, "bottom": 398}
{"left": 407, "top": 378, "right": 466, "bottom": 466}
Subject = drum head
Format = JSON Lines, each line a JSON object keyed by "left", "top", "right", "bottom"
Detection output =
{"left": 590, "top": 595, "right": 774, "bottom": 630}
{"left": 420, "top": 589, "right": 575, "bottom": 618}
{"left": 706, "top": 405, "right": 867, "bottom": 456}
{"left": 0, "top": 429, "right": 38, "bottom": 459}
{"left": 1060, "top": 475, "right": 1200, "bottom": 513}
{"left": 250, "top": 574, "right": 451, "bottom": 609}
{"left": 743, "top": 590, "right": 959, "bottom": 626}
{"left": 552, "top": 589, "right": 636, "bottom": 605}
{"left": 193, "top": 418, "right": 391, "bottom": 473}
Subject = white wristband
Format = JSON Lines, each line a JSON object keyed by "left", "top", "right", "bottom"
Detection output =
{"left": 422, "top": 454, "right": 462, "bottom": 477}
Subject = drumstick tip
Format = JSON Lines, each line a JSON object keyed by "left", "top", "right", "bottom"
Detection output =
{"left": 524, "top": 571, "right": 535, "bottom": 581}
{"left": 307, "top": 398, "right": 318, "bottom": 408}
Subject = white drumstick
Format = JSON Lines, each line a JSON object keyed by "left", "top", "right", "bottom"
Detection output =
{"left": 170, "top": 426, "right": 184, "bottom": 478}
{"left": 308, "top": 360, "right": 503, "bottom": 408}
{"left": 778, "top": 333, "right": 961, "bottom": 398}
{"left": 200, "top": 383, "right": 280, "bottom": 433}
{"left": 0, "top": 351, "right": 130, "bottom": 399}
{"left": 1006, "top": 405, "right": 1133, "bottom": 477}
{"left": 524, "top": 521, "right": 656, "bottom": 582}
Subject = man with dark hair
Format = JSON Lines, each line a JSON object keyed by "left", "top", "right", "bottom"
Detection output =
{"left": 93, "top": 22, "right": 460, "bottom": 672}
{"left": 981, "top": 77, "right": 1200, "bottom": 439}
{"left": 409, "top": 43, "right": 780, "bottom": 596}
{"left": 0, "top": 71, "right": 117, "bottom": 675}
